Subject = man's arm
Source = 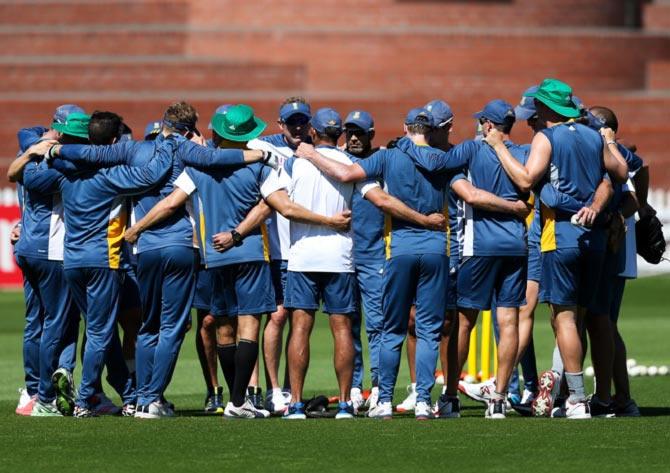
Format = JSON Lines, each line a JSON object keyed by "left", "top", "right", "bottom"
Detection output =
{"left": 124, "top": 187, "right": 189, "bottom": 244}
{"left": 212, "top": 199, "right": 273, "bottom": 252}
{"left": 21, "top": 160, "right": 64, "bottom": 195}
{"left": 7, "top": 140, "right": 57, "bottom": 182}
{"left": 451, "top": 179, "right": 531, "bottom": 219}
{"left": 179, "top": 140, "right": 267, "bottom": 169}
{"left": 17, "top": 126, "right": 49, "bottom": 153}
{"left": 574, "top": 178, "right": 613, "bottom": 226}
{"left": 538, "top": 183, "right": 585, "bottom": 215}
{"left": 485, "top": 129, "right": 550, "bottom": 193}
{"left": 601, "top": 128, "right": 628, "bottom": 184}
{"left": 101, "top": 138, "right": 176, "bottom": 196}
{"left": 296, "top": 143, "right": 368, "bottom": 183}
{"left": 264, "top": 189, "right": 351, "bottom": 231}
{"left": 395, "top": 138, "right": 472, "bottom": 173}
{"left": 51, "top": 142, "right": 132, "bottom": 168}
{"left": 363, "top": 186, "right": 445, "bottom": 230}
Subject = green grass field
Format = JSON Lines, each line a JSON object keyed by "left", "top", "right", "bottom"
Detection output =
{"left": 0, "top": 275, "right": 669, "bottom": 472}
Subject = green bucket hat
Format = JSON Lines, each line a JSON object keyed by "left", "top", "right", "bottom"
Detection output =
{"left": 525, "top": 78, "right": 581, "bottom": 119}
{"left": 211, "top": 104, "right": 266, "bottom": 142}
{"left": 52, "top": 112, "right": 91, "bottom": 139}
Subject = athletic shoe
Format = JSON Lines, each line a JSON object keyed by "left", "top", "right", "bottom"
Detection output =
{"left": 508, "top": 393, "right": 521, "bottom": 406}
{"left": 550, "top": 397, "right": 567, "bottom": 418}
{"left": 435, "top": 395, "right": 461, "bottom": 419}
{"left": 135, "top": 401, "right": 175, "bottom": 419}
{"left": 415, "top": 401, "right": 433, "bottom": 420}
{"left": 52, "top": 368, "right": 76, "bottom": 416}
{"left": 31, "top": 399, "right": 63, "bottom": 417}
{"left": 205, "top": 386, "right": 223, "bottom": 413}
{"left": 485, "top": 398, "right": 506, "bottom": 419}
{"left": 265, "top": 388, "right": 290, "bottom": 415}
{"left": 73, "top": 406, "right": 97, "bottom": 418}
{"left": 588, "top": 396, "right": 615, "bottom": 418}
{"left": 15, "top": 388, "right": 36, "bottom": 416}
{"left": 90, "top": 392, "right": 121, "bottom": 416}
{"left": 365, "top": 386, "right": 379, "bottom": 411}
{"left": 121, "top": 404, "right": 136, "bottom": 417}
{"left": 532, "top": 370, "right": 561, "bottom": 417}
{"left": 335, "top": 401, "right": 355, "bottom": 419}
{"left": 350, "top": 388, "right": 364, "bottom": 414}
{"left": 161, "top": 396, "right": 175, "bottom": 414}
{"left": 565, "top": 398, "right": 591, "bottom": 419}
{"left": 615, "top": 399, "right": 641, "bottom": 417}
{"left": 521, "top": 389, "right": 537, "bottom": 405}
{"left": 283, "top": 401, "right": 307, "bottom": 420}
{"left": 458, "top": 378, "right": 495, "bottom": 404}
{"left": 246, "top": 386, "right": 264, "bottom": 410}
{"left": 368, "top": 401, "right": 393, "bottom": 419}
{"left": 224, "top": 399, "right": 270, "bottom": 419}
{"left": 395, "top": 384, "right": 417, "bottom": 412}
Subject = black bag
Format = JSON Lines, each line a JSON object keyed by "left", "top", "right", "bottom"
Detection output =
{"left": 636, "top": 214, "right": 666, "bottom": 264}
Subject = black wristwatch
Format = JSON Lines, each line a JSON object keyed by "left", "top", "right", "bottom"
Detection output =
{"left": 231, "top": 230, "right": 243, "bottom": 246}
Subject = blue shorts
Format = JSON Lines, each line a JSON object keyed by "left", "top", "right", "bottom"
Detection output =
{"left": 446, "top": 258, "right": 459, "bottom": 310}
{"left": 192, "top": 265, "right": 212, "bottom": 311}
{"left": 119, "top": 266, "right": 141, "bottom": 313}
{"left": 270, "top": 259, "right": 288, "bottom": 304}
{"left": 457, "top": 256, "right": 527, "bottom": 310}
{"left": 210, "top": 262, "right": 276, "bottom": 317}
{"left": 539, "top": 248, "right": 605, "bottom": 311}
{"left": 527, "top": 243, "right": 542, "bottom": 283}
{"left": 284, "top": 271, "right": 357, "bottom": 314}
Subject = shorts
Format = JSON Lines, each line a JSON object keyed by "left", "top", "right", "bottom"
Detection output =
{"left": 270, "top": 259, "right": 288, "bottom": 304}
{"left": 539, "top": 248, "right": 605, "bottom": 311}
{"left": 192, "top": 265, "right": 212, "bottom": 311}
{"left": 284, "top": 271, "right": 357, "bottom": 314}
{"left": 210, "top": 262, "right": 276, "bottom": 317}
{"left": 527, "top": 243, "right": 542, "bottom": 283}
{"left": 457, "top": 256, "right": 527, "bottom": 310}
{"left": 119, "top": 266, "right": 141, "bottom": 313}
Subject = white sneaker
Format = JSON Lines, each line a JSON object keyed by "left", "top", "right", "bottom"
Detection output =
{"left": 521, "top": 389, "right": 536, "bottom": 405}
{"left": 565, "top": 398, "right": 591, "bottom": 419}
{"left": 458, "top": 378, "right": 495, "bottom": 404}
{"left": 16, "top": 388, "right": 36, "bottom": 416}
{"left": 395, "top": 384, "right": 417, "bottom": 412}
{"left": 224, "top": 400, "right": 270, "bottom": 419}
{"left": 91, "top": 392, "right": 121, "bottom": 416}
{"left": 365, "top": 386, "right": 379, "bottom": 411}
{"left": 135, "top": 401, "right": 175, "bottom": 419}
{"left": 350, "top": 388, "right": 364, "bottom": 414}
{"left": 265, "top": 388, "right": 290, "bottom": 415}
{"left": 415, "top": 401, "right": 433, "bottom": 420}
{"left": 485, "top": 398, "right": 506, "bottom": 419}
{"left": 368, "top": 401, "right": 393, "bottom": 419}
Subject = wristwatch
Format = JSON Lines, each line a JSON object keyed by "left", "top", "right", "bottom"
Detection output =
{"left": 231, "top": 230, "right": 243, "bottom": 246}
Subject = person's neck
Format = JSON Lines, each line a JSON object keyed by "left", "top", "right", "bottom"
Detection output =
{"left": 410, "top": 134, "right": 429, "bottom": 146}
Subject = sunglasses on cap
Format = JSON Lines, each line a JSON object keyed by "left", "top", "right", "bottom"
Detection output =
{"left": 282, "top": 115, "right": 310, "bottom": 127}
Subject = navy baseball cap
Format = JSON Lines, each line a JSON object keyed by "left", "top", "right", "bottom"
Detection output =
{"left": 514, "top": 86, "right": 539, "bottom": 120}
{"left": 344, "top": 110, "right": 374, "bottom": 132}
{"left": 473, "top": 99, "right": 516, "bottom": 125}
{"left": 144, "top": 121, "right": 162, "bottom": 139}
{"left": 310, "top": 108, "right": 342, "bottom": 133}
{"left": 280, "top": 100, "right": 311, "bottom": 122}
{"left": 405, "top": 107, "right": 435, "bottom": 127}
{"left": 208, "top": 104, "right": 232, "bottom": 130}
{"left": 52, "top": 104, "right": 85, "bottom": 127}
{"left": 572, "top": 95, "right": 586, "bottom": 113}
{"left": 425, "top": 100, "right": 453, "bottom": 127}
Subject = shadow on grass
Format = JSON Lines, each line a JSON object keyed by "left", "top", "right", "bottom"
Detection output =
{"left": 639, "top": 406, "right": 670, "bottom": 417}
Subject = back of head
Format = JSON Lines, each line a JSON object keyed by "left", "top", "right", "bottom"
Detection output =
{"left": 588, "top": 106, "right": 618, "bottom": 132}
{"left": 164, "top": 101, "right": 198, "bottom": 134}
{"left": 89, "top": 111, "right": 123, "bottom": 145}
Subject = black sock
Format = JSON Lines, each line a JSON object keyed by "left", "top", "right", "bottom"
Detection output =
{"left": 217, "top": 343, "right": 237, "bottom": 396}
{"left": 231, "top": 339, "right": 259, "bottom": 407}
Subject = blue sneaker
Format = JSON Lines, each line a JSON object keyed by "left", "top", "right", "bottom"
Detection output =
{"left": 283, "top": 402, "right": 307, "bottom": 420}
{"left": 508, "top": 393, "right": 522, "bottom": 406}
{"left": 335, "top": 401, "right": 355, "bottom": 419}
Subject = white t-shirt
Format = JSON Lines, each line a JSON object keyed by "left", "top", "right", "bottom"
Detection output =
{"left": 280, "top": 147, "right": 357, "bottom": 273}
{"left": 248, "top": 138, "right": 293, "bottom": 261}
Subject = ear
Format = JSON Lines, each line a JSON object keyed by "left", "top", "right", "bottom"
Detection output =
{"left": 277, "top": 119, "right": 284, "bottom": 132}
{"left": 369, "top": 130, "right": 376, "bottom": 140}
